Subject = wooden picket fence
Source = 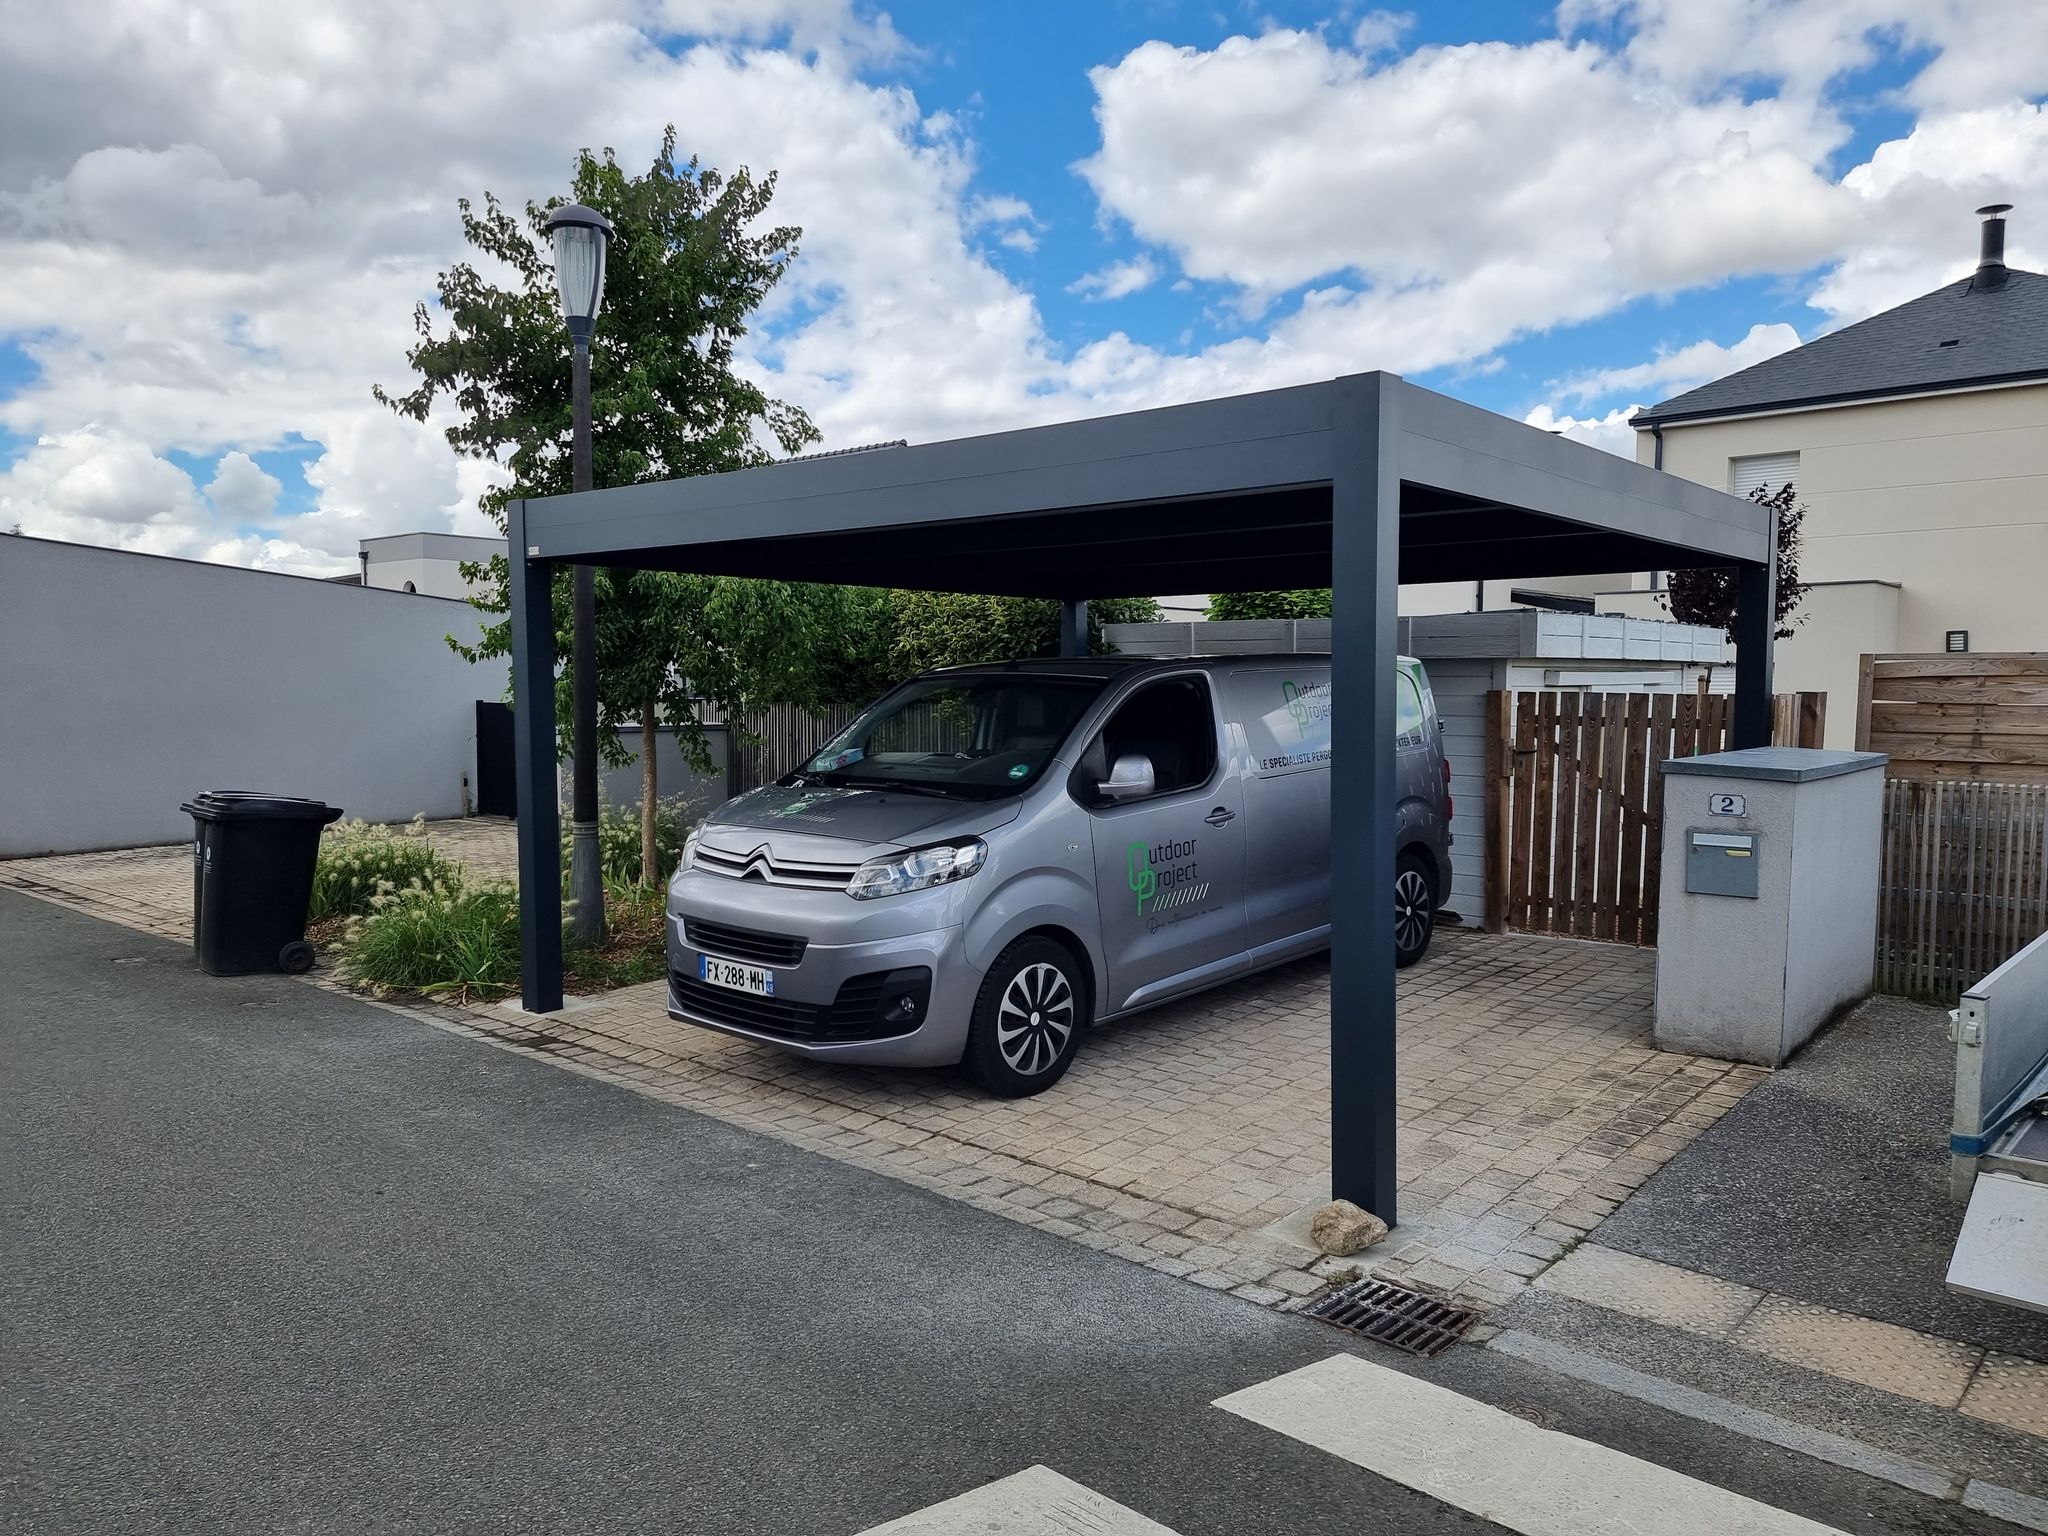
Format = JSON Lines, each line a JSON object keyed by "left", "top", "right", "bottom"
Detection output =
{"left": 1484, "top": 688, "right": 1825, "bottom": 946}
{"left": 1876, "top": 779, "right": 2048, "bottom": 999}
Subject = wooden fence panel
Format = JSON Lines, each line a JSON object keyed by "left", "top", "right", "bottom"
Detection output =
{"left": 1487, "top": 688, "right": 1826, "bottom": 948}
{"left": 1876, "top": 780, "right": 2048, "bottom": 1000}
{"left": 1859, "top": 653, "right": 2048, "bottom": 785}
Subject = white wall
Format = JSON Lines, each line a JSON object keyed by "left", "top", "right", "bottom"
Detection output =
{"left": 1, "top": 536, "right": 492, "bottom": 857}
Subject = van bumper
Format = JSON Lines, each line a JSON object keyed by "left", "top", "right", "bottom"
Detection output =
{"left": 664, "top": 877, "right": 980, "bottom": 1067}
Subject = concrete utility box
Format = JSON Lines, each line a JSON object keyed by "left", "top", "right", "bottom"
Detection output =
{"left": 1654, "top": 748, "right": 1887, "bottom": 1066}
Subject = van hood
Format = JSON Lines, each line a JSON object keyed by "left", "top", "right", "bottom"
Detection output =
{"left": 705, "top": 782, "right": 1023, "bottom": 848}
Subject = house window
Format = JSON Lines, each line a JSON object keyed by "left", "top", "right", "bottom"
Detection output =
{"left": 1729, "top": 451, "right": 1798, "bottom": 500}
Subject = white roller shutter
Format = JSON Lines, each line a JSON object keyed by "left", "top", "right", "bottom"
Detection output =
{"left": 1729, "top": 451, "right": 1798, "bottom": 499}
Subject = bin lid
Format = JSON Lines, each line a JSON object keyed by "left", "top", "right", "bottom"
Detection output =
{"left": 180, "top": 791, "right": 345, "bottom": 823}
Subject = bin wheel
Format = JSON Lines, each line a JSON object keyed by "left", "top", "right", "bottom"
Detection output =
{"left": 278, "top": 941, "right": 316, "bottom": 974}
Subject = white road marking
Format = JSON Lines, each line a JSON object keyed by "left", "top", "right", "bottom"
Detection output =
{"left": 1214, "top": 1353, "right": 1849, "bottom": 1536}
{"left": 855, "top": 1464, "right": 1184, "bottom": 1535}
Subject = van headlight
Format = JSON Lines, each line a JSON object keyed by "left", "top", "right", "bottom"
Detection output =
{"left": 680, "top": 827, "right": 702, "bottom": 872}
{"left": 848, "top": 838, "right": 987, "bottom": 900}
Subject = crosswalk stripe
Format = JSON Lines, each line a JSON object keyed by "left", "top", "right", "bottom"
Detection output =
{"left": 1214, "top": 1353, "right": 1848, "bottom": 1536}
{"left": 854, "top": 1464, "right": 1184, "bottom": 1535}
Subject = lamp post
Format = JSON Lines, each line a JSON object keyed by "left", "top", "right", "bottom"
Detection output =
{"left": 543, "top": 202, "right": 614, "bottom": 945}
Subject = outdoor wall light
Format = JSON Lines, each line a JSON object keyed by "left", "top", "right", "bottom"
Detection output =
{"left": 542, "top": 203, "right": 614, "bottom": 345}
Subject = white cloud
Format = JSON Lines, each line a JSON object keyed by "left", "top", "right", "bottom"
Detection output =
{"left": 204, "top": 451, "right": 283, "bottom": 524}
{"left": 1557, "top": 322, "right": 1802, "bottom": 404}
{"left": 1350, "top": 10, "right": 1414, "bottom": 55}
{"left": 1522, "top": 403, "right": 1640, "bottom": 457}
{"left": 0, "top": 427, "right": 205, "bottom": 552}
{"left": 1068, "top": 256, "right": 1160, "bottom": 300}
{"left": 1, "top": 0, "right": 2046, "bottom": 579}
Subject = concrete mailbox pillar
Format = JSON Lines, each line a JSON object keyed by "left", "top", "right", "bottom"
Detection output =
{"left": 1654, "top": 747, "right": 1887, "bottom": 1066}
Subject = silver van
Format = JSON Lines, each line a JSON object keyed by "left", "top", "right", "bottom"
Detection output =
{"left": 666, "top": 655, "right": 1452, "bottom": 1096}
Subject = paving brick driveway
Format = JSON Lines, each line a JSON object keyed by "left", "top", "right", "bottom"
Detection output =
{"left": 2, "top": 819, "right": 1764, "bottom": 1311}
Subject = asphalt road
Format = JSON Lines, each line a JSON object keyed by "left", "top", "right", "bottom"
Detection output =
{"left": 0, "top": 888, "right": 2019, "bottom": 1535}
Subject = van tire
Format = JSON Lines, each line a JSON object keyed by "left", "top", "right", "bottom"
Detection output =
{"left": 963, "top": 937, "right": 1088, "bottom": 1097}
{"left": 1394, "top": 853, "right": 1435, "bottom": 968}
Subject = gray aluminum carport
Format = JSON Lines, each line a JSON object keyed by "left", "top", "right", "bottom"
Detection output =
{"left": 504, "top": 370, "right": 1776, "bottom": 1222}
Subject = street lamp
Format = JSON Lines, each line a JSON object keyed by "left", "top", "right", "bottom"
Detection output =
{"left": 544, "top": 202, "right": 614, "bottom": 945}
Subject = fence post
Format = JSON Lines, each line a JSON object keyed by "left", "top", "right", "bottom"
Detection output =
{"left": 1484, "top": 690, "right": 1511, "bottom": 933}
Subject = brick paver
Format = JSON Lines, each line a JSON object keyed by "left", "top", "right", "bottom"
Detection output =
{"left": 1, "top": 819, "right": 1767, "bottom": 1311}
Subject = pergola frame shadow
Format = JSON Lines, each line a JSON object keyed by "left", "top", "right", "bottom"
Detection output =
{"left": 504, "top": 371, "right": 1775, "bottom": 1223}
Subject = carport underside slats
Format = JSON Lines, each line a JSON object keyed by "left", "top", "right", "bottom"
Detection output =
{"left": 504, "top": 370, "right": 1777, "bottom": 1225}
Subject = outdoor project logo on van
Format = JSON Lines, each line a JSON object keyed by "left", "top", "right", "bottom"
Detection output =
{"left": 1281, "top": 679, "right": 1331, "bottom": 739}
{"left": 1126, "top": 837, "right": 1207, "bottom": 916}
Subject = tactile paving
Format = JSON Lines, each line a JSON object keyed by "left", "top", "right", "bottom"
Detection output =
{"left": 1536, "top": 1244, "right": 1762, "bottom": 1337}
{"left": 1959, "top": 1354, "right": 2048, "bottom": 1440}
{"left": 1730, "top": 1296, "right": 1982, "bottom": 1408}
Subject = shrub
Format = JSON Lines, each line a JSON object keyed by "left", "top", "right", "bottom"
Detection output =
{"left": 311, "top": 816, "right": 455, "bottom": 920}
{"left": 338, "top": 877, "right": 522, "bottom": 999}
{"left": 565, "top": 796, "right": 697, "bottom": 888}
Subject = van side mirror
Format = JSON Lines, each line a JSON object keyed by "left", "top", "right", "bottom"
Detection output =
{"left": 1097, "top": 753, "right": 1155, "bottom": 803}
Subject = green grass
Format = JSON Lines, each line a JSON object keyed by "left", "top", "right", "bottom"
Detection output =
{"left": 336, "top": 878, "right": 522, "bottom": 1001}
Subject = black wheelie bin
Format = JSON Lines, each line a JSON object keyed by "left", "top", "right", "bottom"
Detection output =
{"left": 180, "top": 791, "right": 343, "bottom": 975}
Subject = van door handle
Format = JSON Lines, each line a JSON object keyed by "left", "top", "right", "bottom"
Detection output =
{"left": 1205, "top": 806, "right": 1236, "bottom": 827}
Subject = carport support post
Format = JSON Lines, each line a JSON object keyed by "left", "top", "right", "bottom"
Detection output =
{"left": 506, "top": 498, "right": 565, "bottom": 1014}
{"left": 1731, "top": 513, "right": 1777, "bottom": 749}
{"left": 1328, "top": 372, "right": 1401, "bottom": 1226}
{"left": 1059, "top": 598, "right": 1088, "bottom": 658}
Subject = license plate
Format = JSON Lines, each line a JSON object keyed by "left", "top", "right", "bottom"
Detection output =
{"left": 699, "top": 954, "right": 773, "bottom": 996}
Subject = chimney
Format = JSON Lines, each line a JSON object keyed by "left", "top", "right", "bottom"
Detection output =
{"left": 1974, "top": 202, "right": 2012, "bottom": 291}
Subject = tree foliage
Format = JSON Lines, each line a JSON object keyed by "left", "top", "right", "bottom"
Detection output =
{"left": 375, "top": 129, "right": 844, "bottom": 874}
{"left": 1206, "top": 589, "right": 1333, "bottom": 621}
{"left": 1663, "top": 483, "right": 1809, "bottom": 641}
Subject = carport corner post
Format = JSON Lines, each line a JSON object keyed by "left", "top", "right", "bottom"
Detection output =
{"left": 1731, "top": 509, "right": 1778, "bottom": 750}
{"left": 1328, "top": 372, "right": 1400, "bottom": 1226}
{"left": 507, "top": 497, "right": 565, "bottom": 1014}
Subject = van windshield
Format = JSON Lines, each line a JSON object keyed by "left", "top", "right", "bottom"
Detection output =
{"left": 793, "top": 674, "right": 1107, "bottom": 800}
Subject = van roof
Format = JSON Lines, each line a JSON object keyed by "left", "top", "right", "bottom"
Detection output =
{"left": 921, "top": 652, "right": 1418, "bottom": 682}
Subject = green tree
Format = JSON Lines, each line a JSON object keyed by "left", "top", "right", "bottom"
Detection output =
{"left": 808, "top": 591, "right": 1161, "bottom": 703}
{"left": 377, "top": 127, "right": 837, "bottom": 888}
{"left": 1206, "top": 589, "right": 1333, "bottom": 620}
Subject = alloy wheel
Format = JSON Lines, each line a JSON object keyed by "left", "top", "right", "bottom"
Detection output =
{"left": 996, "top": 962, "right": 1075, "bottom": 1075}
{"left": 1395, "top": 867, "right": 1433, "bottom": 956}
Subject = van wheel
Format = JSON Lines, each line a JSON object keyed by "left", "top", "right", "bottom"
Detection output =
{"left": 963, "top": 937, "right": 1088, "bottom": 1097}
{"left": 1394, "top": 855, "right": 1435, "bottom": 969}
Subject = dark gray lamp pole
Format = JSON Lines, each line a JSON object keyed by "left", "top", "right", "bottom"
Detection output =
{"left": 542, "top": 202, "right": 614, "bottom": 946}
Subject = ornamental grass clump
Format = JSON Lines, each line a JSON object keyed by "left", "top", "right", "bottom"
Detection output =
{"left": 337, "top": 877, "right": 521, "bottom": 1000}
{"left": 310, "top": 816, "right": 454, "bottom": 921}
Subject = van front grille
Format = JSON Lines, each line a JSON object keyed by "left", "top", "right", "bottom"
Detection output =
{"left": 691, "top": 841, "right": 859, "bottom": 891}
{"left": 683, "top": 917, "right": 807, "bottom": 967}
{"left": 670, "top": 968, "right": 927, "bottom": 1045}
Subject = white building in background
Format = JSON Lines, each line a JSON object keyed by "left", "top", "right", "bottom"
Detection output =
{"left": 357, "top": 532, "right": 504, "bottom": 599}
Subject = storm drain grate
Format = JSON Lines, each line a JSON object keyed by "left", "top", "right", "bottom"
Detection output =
{"left": 1304, "top": 1278, "right": 1476, "bottom": 1358}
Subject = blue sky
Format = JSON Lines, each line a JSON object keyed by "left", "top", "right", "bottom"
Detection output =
{"left": 0, "top": 0, "right": 2042, "bottom": 569}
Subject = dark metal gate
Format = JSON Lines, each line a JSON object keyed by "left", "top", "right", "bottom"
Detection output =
{"left": 475, "top": 701, "right": 517, "bottom": 818}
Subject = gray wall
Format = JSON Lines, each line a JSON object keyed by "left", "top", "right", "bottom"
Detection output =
{"left": 1, "top": 535, "right": 491, "bottom": 857}
{"left": 563, "top": 724, "right": 735, "bottom": 823}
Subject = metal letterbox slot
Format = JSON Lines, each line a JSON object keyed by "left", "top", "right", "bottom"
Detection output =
{"left": 1685, "top": 829, "right": 1761, "bottom": 898}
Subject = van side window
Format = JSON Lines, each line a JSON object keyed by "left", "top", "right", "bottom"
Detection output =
{"left": 1075, "top": 678, "right": 1217, "bottom": 805}
{"left": 1396, "top": 671, "right": 1428, "bottom": 748}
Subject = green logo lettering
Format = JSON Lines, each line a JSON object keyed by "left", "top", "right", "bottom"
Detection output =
{"left": 1282, "top": 680, "right": 1310, "bottom": 738}
{"left": 1125, "top": 840, "right": 1155, "bottom": 914}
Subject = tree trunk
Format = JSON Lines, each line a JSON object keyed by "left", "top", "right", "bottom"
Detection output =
{"left": 641, "top": 696, "right": 660, "bottom": 887}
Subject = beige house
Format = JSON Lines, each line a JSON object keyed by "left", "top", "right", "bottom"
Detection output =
{"left": 1603, "top": 206, "right": 2048, "bottom": 746}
